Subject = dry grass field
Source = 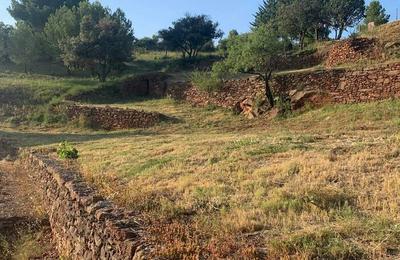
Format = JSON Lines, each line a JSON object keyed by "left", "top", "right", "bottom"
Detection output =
{"left": 2, "top": 95, "right": 400, "bottom": 259}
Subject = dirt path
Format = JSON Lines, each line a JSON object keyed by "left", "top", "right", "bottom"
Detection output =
{"left": 0, "top": 161, "right": 58, "bottom": 259}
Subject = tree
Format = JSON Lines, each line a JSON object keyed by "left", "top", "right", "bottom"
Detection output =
{"left": 59, "top": 2, "right": 135, "bottom": 82}
{"left": 252, "top": 0, "right": 280, "bottom": 29}
{"left": 159, "top": 14, "right": 223, "bottom": 59}
{"left": 218, "top": 30, "right": 239, "bottom": 57}
{"left": 327, "top": 0, "right": 365, "bottom": 39}
{"left": 214, "top": 27, "right": 285, "bottom": 107}
{"left": 277, "top": 0, "right": 326, "bottom": 49}
{"left": 0, "top": 22, "right": 13, "bottom": 63}
{"left": 134, "top": 36, "right": 159, "bottom": 52}
{"left": 44, "top": 6, "right": 80, "bottom": 60}
{"left": 10, "top": 22, "right": 43, "bottom": 72}
{"left": 364, "top": 0, "right": 390, "bottom": 26}
{"left": 8, "top": 0, "right": 83, "bottom": 30}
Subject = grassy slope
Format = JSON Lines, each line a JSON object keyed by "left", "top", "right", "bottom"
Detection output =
{"left": 2, "top": 94, "right": 400, "bottom": 258}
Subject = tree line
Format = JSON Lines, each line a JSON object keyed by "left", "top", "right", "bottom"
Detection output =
{"left": 0, "top": 0, "right": 391, "bottom": 83}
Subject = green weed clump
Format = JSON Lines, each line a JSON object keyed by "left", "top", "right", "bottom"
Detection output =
{"left": 57, "top": 141, "right": 79, "bottom": 159}
{"left": 190, "top": 70, "right": 223, "bottom": 93}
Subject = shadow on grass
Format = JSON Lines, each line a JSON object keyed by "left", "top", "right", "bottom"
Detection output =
{"left": 0, "top": 129, "right": 159, "bottom": 148}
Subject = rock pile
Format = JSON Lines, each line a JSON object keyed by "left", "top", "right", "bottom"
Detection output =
{"left": 65, "top": 104, "right": 163, "bottom": 130}
{"left": 24, "top": 153, "right": 148, "bottom": 259}
{"left": 326, "top": 38, "right": 381, "bottom": 67}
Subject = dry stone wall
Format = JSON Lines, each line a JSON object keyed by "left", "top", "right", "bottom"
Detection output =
{"left": 325, "top": 38, "right": 382, "bottom": 67}
{"left": 170, "top": 62, "right": 400, "bottom": 109}
{"left": 65, "top": 104, "right": 163, "bottom": 130}
{"left": 24, "top": 153, "right": 148, "bottom": 259}
{"left": 274, "top": 63, "right": 400, "bottom": 104}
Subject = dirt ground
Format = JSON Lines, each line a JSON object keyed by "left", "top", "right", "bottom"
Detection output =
{"left": 0, "top": 160, "right": 58, "bottom": 259}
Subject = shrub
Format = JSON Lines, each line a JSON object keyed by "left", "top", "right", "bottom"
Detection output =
{"left": 190, "top": 70, "right": 223, "bottom": 93}
{"left": 57, "top": 141, "right": 79, "bottom": 159}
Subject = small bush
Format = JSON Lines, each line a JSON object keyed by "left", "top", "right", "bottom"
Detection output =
{"left": 275, "top": 93, "right": 292, "bottom": 118}
{"left": 190, "top": 70, "right": 223, "bottom": 93}
{"left": 57, "top": 141, "right": 79, "bottom": 160}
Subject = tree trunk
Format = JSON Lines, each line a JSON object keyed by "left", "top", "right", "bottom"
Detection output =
{"left": 315, "top": 27, "right": 318, "bottom": 41}
{"left": 299, "top": 32, "right": 305, "bottom": 50}
{"left": 337, "top": 25, "right": 345, "bottom": 40}
{"left": 264, "top": 73, "right": 274, "bottom": 108}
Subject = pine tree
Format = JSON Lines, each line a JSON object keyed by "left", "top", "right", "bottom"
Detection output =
{"left": 364, "top": 0, "right": 390, "bottom": 26}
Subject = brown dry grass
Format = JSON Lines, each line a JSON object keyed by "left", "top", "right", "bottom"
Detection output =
{"left": 71, "top": 99, "right": 400, "bottom": 259}
{"left": 2, "top": 95, "right": 400, "bottom": 258}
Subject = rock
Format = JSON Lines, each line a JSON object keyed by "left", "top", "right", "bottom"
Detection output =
{"left": 289, "top": 89, "right": 331, "bottom": 110}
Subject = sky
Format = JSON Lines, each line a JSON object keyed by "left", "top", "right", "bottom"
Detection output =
{"left": 0, "top": 0, "right": 399, "bottom": 38}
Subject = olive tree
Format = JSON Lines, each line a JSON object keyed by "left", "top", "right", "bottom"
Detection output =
{"left": 159, "top": 14, "right": 223, "bottom": 59}
{"left": 214, "top": 27, "right": 285, "bottom": 107}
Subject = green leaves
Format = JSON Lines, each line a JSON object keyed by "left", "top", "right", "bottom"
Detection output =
{"left": 57, "top": 141, "right": 79, "bottom": 160}
{"left": 215, "top": 26, "right": 284, "bottom": 77}
{"left": 159, "top": 14, "right": 223, "bottom": 59}
{"left": 364, "top": 0, "right": 390, "bottom": 26}
{"left": 52, "top": 3, "right": 135, "bottom": 82}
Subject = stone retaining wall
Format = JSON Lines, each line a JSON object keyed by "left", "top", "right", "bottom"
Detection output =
{"left": 65, "top": 104, "right": 163, "bottom": 130}
{"left": 170, "top": 62, "right": 400, "bottom": 109}
{"left": 274, "top": 63, "right": 400, "bottom": 104}
{"left": 24, "top": 153, "right": 148, "bottom": 259}
{"left": 325, "top": 38, "right": 381, "bottom": 67}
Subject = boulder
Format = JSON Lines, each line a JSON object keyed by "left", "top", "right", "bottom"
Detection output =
{"left": 289, "top": 89, "right": 331, "bottom": 110}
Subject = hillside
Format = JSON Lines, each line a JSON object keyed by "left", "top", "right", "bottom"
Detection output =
{"left": 2, "top": 17, "right": 400, "bottom": 260}
{"left": 2, "top": 80, "right": 400, "bottom": 258}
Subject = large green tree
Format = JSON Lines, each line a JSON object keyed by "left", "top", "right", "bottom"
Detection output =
{"left": 327, "top": 0, "right": 365, "bottom": 39}
{"left": 214, "top": 27, "right": 285, "bottom": 107}
{"left": 10, "top": 22, "right": 43, "bottom": 72}
{"left": 44, "top": 6, "right": 80, "bottom": 60}
{"left": 56, "top": 2, "right": 134, "bottom": 81}
{"left": 364, "top": 0, "right": 390, "bottom": 26}
{"left": 277, "top": 0, "right": 326, "bottom": 49}
{"left": 8, "top": 0, "right": 83, "bottom": 30}
{"left": 0, "top": 22, "right": 13, "bottom": 63}
{"left": 159, "top": 14, "right": 223, "bottom": 59}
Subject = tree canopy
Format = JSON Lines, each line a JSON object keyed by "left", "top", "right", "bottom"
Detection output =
{"left": 253, "top": 0, "right": 365, "bottom": 41}
{"left": 0, "top": 22, "right": 13, "bottom": 63}
{"left": 55, "top": 2, "right": 135, "bottom": 81}
{"left": 8, "top": 0, "right": 83, "bottom": 30}
{"left": 159, "top": 14, "right": 223, "bottom": 59}
{"left": 9, "top": 21, "right": 43, "bottom": 72}
{"left": 252, "top": 0, "right": 279, "bottom": 29}
{"left": 327, "top": 0, "right": 365, "bottom": 39}
{"left": 277, "top": 0, "right": 326, "bottom": 49}
{"left": 44, "top": 6, "right": 81, "bottom": 60}
{"left": 364, "top": 0, "right": 390, "bottom": 26}
{"left": 214, "top": 26, "right": 285, "bottom": 107}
